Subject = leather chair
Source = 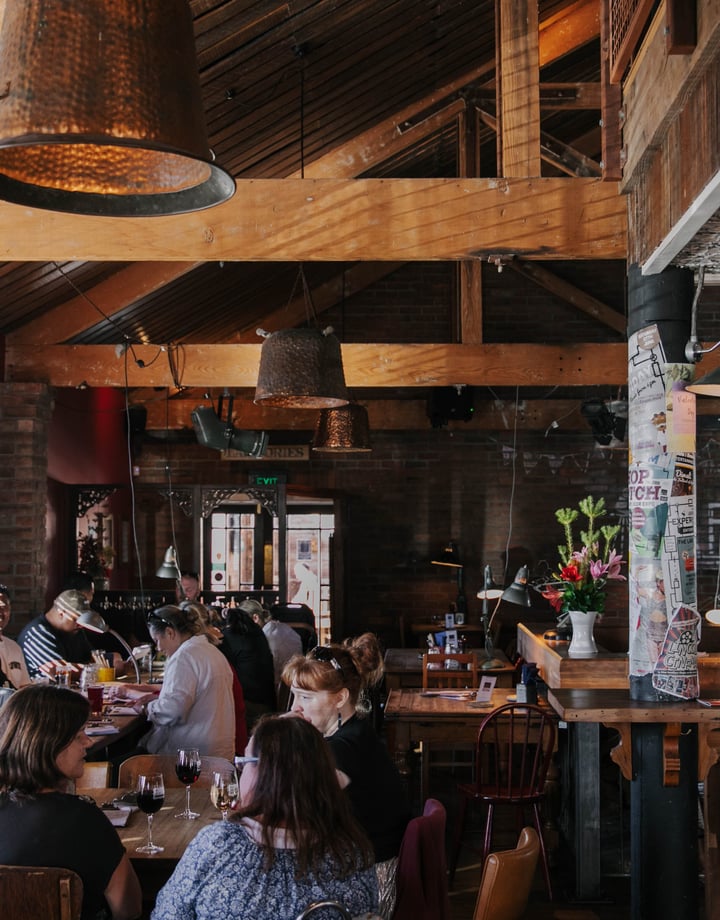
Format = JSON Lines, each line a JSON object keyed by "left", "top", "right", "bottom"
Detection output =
{"left": 0, "top": 865, "right": 83, "bottom": 920}
{"left": 450, "top": 702, "right": 556, "bottom": 899}
{"left": 472, "top": 826, "right": 540, "bottom": 920}
{"left": 117, "top": 753, "right": 235, "bottom": 788}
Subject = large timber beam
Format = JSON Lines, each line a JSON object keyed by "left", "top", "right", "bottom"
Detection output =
{"left": 5, "top": 342, "right": 627, "bottom": 388}
{"left": 142, "top": 396, "right": 588, "bottom": 431}
{"left": 0, "top": 178, "right": 626, "bottom": 262}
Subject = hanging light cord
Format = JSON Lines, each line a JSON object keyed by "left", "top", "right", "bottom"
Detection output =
{"left": 165, "top": 391, "right": 181, "bottom": 578}
{"left": 503, "top": 386, "right": 520, "bottom": 582}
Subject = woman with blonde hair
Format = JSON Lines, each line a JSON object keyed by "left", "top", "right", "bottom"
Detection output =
{"left": 142, "top": 604, "right": 235, "bottom": 759}
{"left": 283, "top": 633, "right": 410, "bottom": 918}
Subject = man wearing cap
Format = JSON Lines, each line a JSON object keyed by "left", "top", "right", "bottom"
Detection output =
{"left": 17, "top": 589, "right": 95, "bottom": 680}
{"left": 0, "top": 585, "right": 31, "bottom": 689}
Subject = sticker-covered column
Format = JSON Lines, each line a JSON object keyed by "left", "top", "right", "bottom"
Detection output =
{"left": 627, "top": 266, "right": 699, "bottom": 701}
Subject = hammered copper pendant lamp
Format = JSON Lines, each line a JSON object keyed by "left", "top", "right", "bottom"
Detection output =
{"left": 312, "top": 403, "right": 372, "bottom": 452}
{"left": 0, "top": 0, "right": 235, "bottom": 215}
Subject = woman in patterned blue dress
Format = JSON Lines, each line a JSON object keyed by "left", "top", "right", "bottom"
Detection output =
{"left": 151, "top": 715, "right": 379, "bottom": 920}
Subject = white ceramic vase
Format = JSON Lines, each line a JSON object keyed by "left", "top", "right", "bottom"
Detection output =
{"left": 567, "top": 610, "right": 598, "bottom": 658}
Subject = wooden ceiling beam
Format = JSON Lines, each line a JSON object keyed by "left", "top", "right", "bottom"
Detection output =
{"left": 7, "top": 262, "right": 202, "bottom": 346}
{"left": 141, "top": 396, "right": 590, "bottom": 432}
{"left": 0, "top": 178, "right": 626, "bottom": 262}
{"left": 5, "top": 342, "right": 627, "bottom": 388}
{"left": 498, "top": 0, "right": 541, "bottom": 178}
{"left": 507, "top": 258, "right": 626, "bottom": 334}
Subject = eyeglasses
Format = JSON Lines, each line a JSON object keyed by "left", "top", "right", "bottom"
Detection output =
{"left": 310, "top": 645, "right": 346, "bottom": 677}
{"left": 234, "top": 755, "right": 259, "bottom": 772}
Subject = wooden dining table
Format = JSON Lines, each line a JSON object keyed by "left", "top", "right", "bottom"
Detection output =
{"left": 79, "top": 786, "right": 222, "bottom": 899}
{"left": 383, "top": 647, "right": 516, "bottom": 690}
{"left": 383, "top": 686, "right": 551, "bottom": 800}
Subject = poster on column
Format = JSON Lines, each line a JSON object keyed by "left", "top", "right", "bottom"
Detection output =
{"left": 651, "top": 605, "right": 700, "bottom": 699}
{"left": 628, "top": 324, "right": 667, "bottom": 458}
{"left": 665, "top": 363, "right": 696, "bottom": 454}
{"left": 662, "top": 452, "right": 696, "bottom": 610}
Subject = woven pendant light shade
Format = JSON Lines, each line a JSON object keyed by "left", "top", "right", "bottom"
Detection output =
{"left": 0, "top": 0, "right": 235, "bottom": 216}
{"left": 254, "top": 328, "right": 349, "bottom": 409}
{"left": 312, "top": 404, "right": 372, "bottom": 452}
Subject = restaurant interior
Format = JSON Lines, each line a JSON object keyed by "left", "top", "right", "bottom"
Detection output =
{"left": 1, "top": 0, "right": 720, "bottom": 918}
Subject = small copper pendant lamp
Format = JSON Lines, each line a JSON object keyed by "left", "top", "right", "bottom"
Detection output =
{"left": 0, "top": 0, "right": 235, "bottom": 215}
{"left": 312, "top": 403, "right": 372, "bottom": 452}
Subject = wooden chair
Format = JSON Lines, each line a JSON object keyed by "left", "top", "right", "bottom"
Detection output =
{"left": 472, "top": 827, "right": 540, "bottom": 920}
{"left": 422, "top": 652, "right": 479, "bottom": 689}
{"left": 0, "top": 865, "right": 83, "bottom": 920}
{"left": 81, "top": 760, "right": 110, "bottom": 787}
{"left": 450, "top": 703, "right": 556, "bottom": 900}
{"left": 420, "top": 652, "right": 479, "bottom": 795}
{"left": 295, "top": 901, "right": 352, "bottom": 919}
{"left": 117, "top": 753, "right": 235, "bottom": 789}
{"left": 393, "top": 798, "right": 450, "bottom": 920}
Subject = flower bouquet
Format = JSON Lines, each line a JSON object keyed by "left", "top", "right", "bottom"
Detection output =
{"left": 541, "top": 495, "right": 625, "bottom": 622}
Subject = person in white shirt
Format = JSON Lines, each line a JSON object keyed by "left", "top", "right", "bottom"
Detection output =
{"left": 142, "top": 604, "right": 235, "bottom": 760}
{"left": 243, "top": 599, "right": 303, "bottom": 686}
{"left": 0, "top": 585, "right": 32, "bottom": 689}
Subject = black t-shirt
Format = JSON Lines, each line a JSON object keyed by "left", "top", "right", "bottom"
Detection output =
{"left": 327, "top": 715, "right": 410, "bottom": 862}
{"left": 0, "top": 791, "right": 126, "bottom": 919}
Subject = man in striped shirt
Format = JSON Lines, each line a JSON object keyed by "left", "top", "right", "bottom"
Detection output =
{"left": 17, "top": 589, "right": 94, "bottom": 680}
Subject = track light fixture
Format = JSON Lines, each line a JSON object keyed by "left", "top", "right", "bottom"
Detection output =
{"left": 191, "top": 395, "right": 267, "bottom": 458}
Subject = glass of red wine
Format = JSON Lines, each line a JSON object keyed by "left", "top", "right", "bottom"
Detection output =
{"left": 175, "top": 748, "right": 201, "bottom": 820}
{"left": 135, "top": 772, "right": 165, "bottom": 853}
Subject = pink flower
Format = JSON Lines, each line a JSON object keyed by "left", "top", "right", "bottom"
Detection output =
{"left": 541, "top": 585, "right": 565, "bottom": 612}
{"left": 605, "top": 550, "right": 626, "bottom": 581}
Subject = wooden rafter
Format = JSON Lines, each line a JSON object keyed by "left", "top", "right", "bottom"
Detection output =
{"left": 5, "top": 342, "right": 628, "bottom": 389}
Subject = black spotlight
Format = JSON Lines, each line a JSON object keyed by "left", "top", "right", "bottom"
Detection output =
{"left": 581, "top": 398, "right": 626, "bottom": 446}
{"left": 191, "top": 396, "right": 267, "bottom": 458}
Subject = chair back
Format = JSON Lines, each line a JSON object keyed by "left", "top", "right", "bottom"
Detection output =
{"left": 422, "top": 652, "right": 478, "bottom": 689}
{"left": 474, "top": 703, "right": 556, "bottom": 803}
{"left": 81, "top": 760, "right": 110, "bottom": 787}
{"left": 295, "top": 901, "right": 352, "bottom": 919}
{"left": 393, "top": 798, "right": 450, "bottom": 920}
{"left": 117, "top": 753, "right": 235, "bottom": 789}
{"left": 472, "top": 826, "right": 540, "bottom": 920}
{"left": 0, "top": 865, "right": 83, "bottom": 920}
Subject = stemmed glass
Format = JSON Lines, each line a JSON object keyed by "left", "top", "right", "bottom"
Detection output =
{"left": 175, "top": 748, "right": 201, "bottom": 820}
{"left": 135, "top": 772, "right": 165, "bottom": 853}
{"left": 210, "top": 768, "right": 238, "bottom": 822}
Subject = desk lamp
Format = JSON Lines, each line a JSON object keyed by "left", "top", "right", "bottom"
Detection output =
{"left": 77, "top": 610, "right": 141, "bottom": 683}
{"left": 476, "top": 564, "right": 504, "bottom": 669}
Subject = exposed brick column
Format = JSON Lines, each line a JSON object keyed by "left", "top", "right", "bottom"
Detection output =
{"left": 0, "top": 383, "right": 53, "bottom": 622}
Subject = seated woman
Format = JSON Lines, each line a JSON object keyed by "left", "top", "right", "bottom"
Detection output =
{"left": 142, "top": 604, "right": 235, "bottom": 760}
{"left": 283, "top": 634, "right": 411, "bottom": 919}
{"left": 0, "top": 685, "right": 141, "bottom": 920}
{"left": 152, "top": 715, "right": 379, "bottom": 920}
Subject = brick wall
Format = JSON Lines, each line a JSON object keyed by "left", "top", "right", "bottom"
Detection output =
{"left": 0, "top": 383, "right": 53, "bottom": 619}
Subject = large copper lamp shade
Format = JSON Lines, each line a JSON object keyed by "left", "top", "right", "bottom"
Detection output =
{"left": 312, "top": 404, "right": 372, "bottom": 453}
{"left": 0, "top": 0, "right": 235, "bottom": 216}
{"left": 254, "top": 327, "right": 349, "bottom": 409}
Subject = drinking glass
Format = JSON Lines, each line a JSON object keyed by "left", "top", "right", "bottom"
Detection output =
{"left": 210, "top": 768, "right": 238, "bottom": 822}
{"left": 135, "top": 772, "right": 165, "bottom": 853}
{"left": 175, "top": 748, "right": 201, "bottom": 819}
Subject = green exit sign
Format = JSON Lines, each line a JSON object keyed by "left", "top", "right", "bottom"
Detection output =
{"left": 248, "top": 472, "right": 286, "bottom": 487}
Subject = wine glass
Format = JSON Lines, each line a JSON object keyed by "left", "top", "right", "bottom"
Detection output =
{"left": 135, "top": 772, "right": 165, "bottom": 853}
{"left": 175, "top": 748, "right": 201, "bottom": 819}
{"left": 210, "top": 768, "right": 238, "bottom": 822}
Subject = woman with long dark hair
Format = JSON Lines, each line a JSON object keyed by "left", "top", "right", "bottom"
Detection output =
{"left": 0, "top": 685, "right": 141, "bottom": 920}
{"left": 152, "top": 715, "right": 378, "bottom": 920}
